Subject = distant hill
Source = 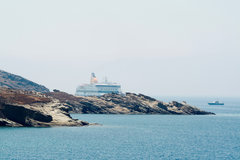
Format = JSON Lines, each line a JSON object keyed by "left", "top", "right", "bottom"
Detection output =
{"left": 0, "top": 69, "right": 49, "bottom": 93}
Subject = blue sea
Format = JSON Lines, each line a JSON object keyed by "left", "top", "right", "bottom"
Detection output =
{"left": 1, "top": 97, "right": 240, "bottom": 160}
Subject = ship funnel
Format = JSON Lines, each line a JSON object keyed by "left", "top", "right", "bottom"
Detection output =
{"left": 90, "top": 72, "right": 98, "bottom": 84}
{"left": 104, "top": 76, "right": 108, "bottom": 83}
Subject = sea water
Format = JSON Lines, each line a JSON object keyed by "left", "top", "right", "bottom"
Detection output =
{"left": 0, "top": 97, "right": 240, "bottom": 160}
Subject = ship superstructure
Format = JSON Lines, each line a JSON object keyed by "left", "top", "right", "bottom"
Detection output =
{"left": 75, "top": 73, "right": 121, "bottom": 96}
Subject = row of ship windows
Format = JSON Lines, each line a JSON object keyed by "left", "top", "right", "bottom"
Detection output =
{"left": 98, "top": 88, "right": 119, "bottom": 91}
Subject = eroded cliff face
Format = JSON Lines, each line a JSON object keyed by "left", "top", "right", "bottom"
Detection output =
{"left": 0, "top": 88, "right": 89, "bottom": 127}
{"left": 47, "top": 92, "right": 214, "bottom": 115}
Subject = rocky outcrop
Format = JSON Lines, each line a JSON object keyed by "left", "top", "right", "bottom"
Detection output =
{"left": 0, "top": 69, "right": 49, "bottom": 93}
{"left": 0, "top": 88, "right": 89, "bottom": 127}
{"left": 47, "top": 91, "right": 214, "bottom": 115}
{"left": 0, "top": 69, "right": 213, "bottom": 128}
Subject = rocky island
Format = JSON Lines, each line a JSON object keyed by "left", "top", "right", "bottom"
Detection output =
{"left": 0, "top": 69, "right": 214, "bottom": 127}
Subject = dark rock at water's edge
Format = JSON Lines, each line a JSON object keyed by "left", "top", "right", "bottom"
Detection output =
{"left": 0, "top": 69, "right": 49, "bottom": 93}
{"left": 47, "top": 92, "right": 215, "bottom": 115}
{"left": 0, "top": 88, "right": 90, "bottom": 127}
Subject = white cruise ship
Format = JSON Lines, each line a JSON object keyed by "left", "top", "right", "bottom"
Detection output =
{"left": 75, "top": 73, "right": 122, "bottom": 96}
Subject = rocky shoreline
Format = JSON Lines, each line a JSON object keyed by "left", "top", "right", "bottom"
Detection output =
{"left": 47, "top": 91, "right": 214, "bottom": 115}
{"left": 0, "top": 88, "right": 90, "bottom": 127}
{"left": 0, "top": 88, "right": 214, "bottom": 127}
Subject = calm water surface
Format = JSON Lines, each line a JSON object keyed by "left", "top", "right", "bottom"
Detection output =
{"left": 0, "top": 97, "right": 240, "bottom": 160}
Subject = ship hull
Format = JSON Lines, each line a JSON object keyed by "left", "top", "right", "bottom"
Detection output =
{"left": 208, "top": 103, "right": 224, "bottom": 105}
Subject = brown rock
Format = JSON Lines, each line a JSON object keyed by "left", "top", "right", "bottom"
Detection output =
{"left": 46, "top": 92, "right": 215, "bottom": 115}
{"left": 0, "top": 88, "right": 90, "bottom": 127}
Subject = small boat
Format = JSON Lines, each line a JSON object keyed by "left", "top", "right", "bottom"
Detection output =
{"left": 208, "top": 101, "right": 224, "bottom": 105}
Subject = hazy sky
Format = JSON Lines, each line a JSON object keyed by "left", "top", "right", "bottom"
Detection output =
{"left": 0, "top": 0, "right": 239, "bottom": 97}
